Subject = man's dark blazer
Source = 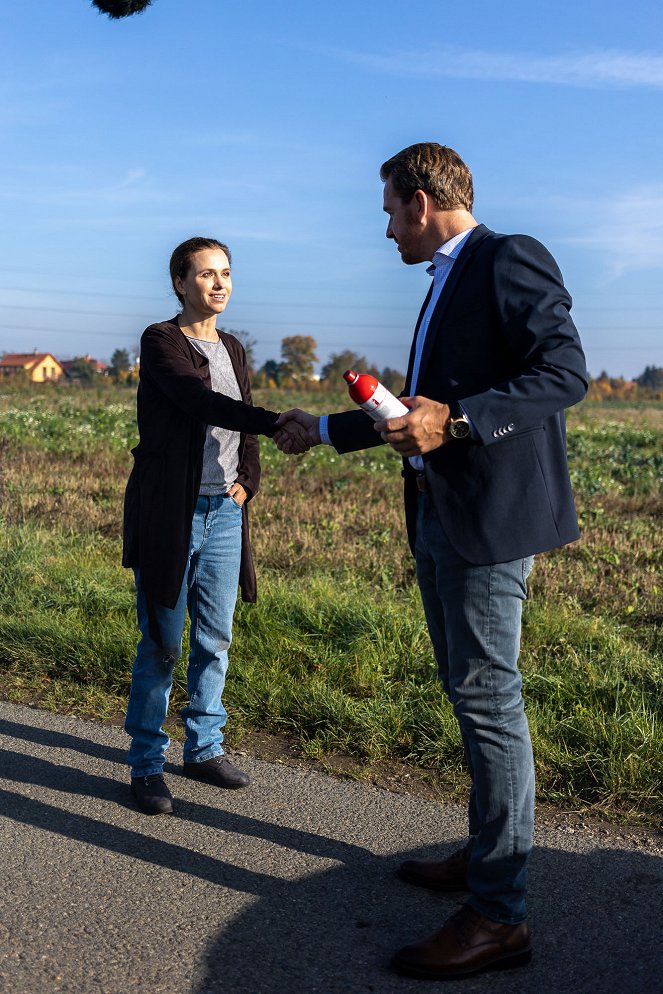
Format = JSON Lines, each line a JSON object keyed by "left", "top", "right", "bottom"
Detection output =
{"left": 327, "top": 225, "right": 588, "bottom": 565}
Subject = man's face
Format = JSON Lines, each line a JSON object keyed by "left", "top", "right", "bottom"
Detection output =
{"left": 383, "top": 177, "right": 427, "bottom": 265}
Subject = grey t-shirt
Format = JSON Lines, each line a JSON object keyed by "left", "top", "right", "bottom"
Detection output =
{"left": 186, "top": 336, "right": 242, "bottom": 496}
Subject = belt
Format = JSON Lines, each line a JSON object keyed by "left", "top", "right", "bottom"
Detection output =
{"left": 415, "top": 472, "right": 427, "bottom": 493}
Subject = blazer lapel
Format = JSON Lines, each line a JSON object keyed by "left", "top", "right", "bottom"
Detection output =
{"left": 415, "top": 225, "right": 491, "bottom": 383}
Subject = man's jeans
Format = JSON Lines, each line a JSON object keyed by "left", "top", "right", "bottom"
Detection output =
{"left": 415, "top": 492, "right": 535, "bottom": 924}
{"left": 125, "top": 494, "right": 243, "bottom": 778}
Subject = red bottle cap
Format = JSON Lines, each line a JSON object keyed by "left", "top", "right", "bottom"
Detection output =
{"left": 344, "top": 368, "right": 379, "bottom": 404}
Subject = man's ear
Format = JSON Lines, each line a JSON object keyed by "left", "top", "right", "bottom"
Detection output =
{"left": 413, "top": 189, "right": 428, "bottom": 222}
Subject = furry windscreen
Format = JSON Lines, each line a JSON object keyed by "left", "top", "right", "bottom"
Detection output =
{"left": 91, "top": 0, "right": 153, "bottom": 18}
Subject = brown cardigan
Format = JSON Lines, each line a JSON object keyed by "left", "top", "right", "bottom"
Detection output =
{"left": 122, "top": 319, "right": 279, "bottom": 626}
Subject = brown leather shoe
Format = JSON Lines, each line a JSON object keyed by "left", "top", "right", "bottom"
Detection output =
{"left": 398, "top": 847, "right": 469, "bottom": 891}
{"left": 392, "top": 904, "right": 531, "bottom": 980}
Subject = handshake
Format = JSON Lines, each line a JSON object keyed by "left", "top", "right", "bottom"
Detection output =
{"left": 270, "top": 396, "right": 455, "bottom": 457}
{"left": 272, "top": 409, "right": 321, "bottom": 454}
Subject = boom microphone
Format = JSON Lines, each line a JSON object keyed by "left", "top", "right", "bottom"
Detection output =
{"left": 91, "top": 0, "right": 153, "bottom": 18}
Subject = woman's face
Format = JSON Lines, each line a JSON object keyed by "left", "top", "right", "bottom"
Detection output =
{"left": 176, "top": 248, "right": 232, "bottom": 317}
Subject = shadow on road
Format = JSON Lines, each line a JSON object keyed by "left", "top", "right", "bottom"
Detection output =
{"left": 0, "top": 715, "right": 661, "bottom": 994}
{"left": 0, "top": 717, "right": 128, "bottom": 766}
{"left": 193, "top": 844, "right": 662, "bottom": 994}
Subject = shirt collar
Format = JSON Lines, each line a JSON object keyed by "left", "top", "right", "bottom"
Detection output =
{"left": 426, "top": 227, "right": 475, "bottom": 276}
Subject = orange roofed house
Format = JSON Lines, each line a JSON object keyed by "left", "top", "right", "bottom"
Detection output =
{"left": 0, "top": 351, "right": 64, "bottom": 382}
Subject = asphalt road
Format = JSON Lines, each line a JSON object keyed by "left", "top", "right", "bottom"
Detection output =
{"left": 0, "top": 700, "right": 661, "bottom": 994}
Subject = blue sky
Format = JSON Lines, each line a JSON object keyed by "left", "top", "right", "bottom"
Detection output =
{"left": 1, "top": 0, "right": 661, "bottom": 378}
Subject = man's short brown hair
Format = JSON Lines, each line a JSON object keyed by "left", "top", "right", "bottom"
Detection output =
{"left": 380, "top": 143, "right": 473, "bottom": 212}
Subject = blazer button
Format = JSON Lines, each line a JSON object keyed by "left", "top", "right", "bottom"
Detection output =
{"left": 507, "top": 423, "right": 514, "bottom": 431}
{"left": 493, "top": 429, "right": 499, "bottom": 437}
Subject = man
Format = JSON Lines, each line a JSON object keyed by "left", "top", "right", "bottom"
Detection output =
{"left": 276, "top": 142, "right": 587, "bottom": 980}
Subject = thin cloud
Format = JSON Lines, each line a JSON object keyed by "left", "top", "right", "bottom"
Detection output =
{"left": 120, "top": 168, "right": 148, "bottom": 188}
{"left": 325, "top": 45, "right": 663, "bottom": 89}
{"left": 562, "top": 186, "right": 663, "bottom": 275}
{"left": 0, "top": 178, "right": 166, "bottom": 210}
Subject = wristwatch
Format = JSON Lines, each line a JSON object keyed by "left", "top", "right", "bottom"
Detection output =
{"left": 447, "top": 403, "right": 471, "bottom": 440}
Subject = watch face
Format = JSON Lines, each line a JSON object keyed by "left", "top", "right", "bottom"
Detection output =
{"left": 449, "top": 418, "right": 470, "bottom": 440}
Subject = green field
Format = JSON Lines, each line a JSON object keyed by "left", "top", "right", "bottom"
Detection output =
{"left": 0, "top": 382, "right": 660, "bottom": 820}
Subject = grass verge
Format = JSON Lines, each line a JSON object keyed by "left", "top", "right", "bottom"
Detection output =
{"left": 0, "top": 518, "right": 660, "bottom": 821}
{"left": 0, "top": 386, "right": 661, "bottom": 821}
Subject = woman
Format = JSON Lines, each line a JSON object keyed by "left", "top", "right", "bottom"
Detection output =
{"left": 122, "top": 236, "right": 303, "bottom": 815}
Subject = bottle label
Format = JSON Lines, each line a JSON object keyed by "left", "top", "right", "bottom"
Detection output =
{"left": 360, "top": 383, "right": 409, "bottom": 421}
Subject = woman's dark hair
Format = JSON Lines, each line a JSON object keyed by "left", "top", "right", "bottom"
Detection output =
{"left": 169, "top": 237, "right": 232, "bottom": 306}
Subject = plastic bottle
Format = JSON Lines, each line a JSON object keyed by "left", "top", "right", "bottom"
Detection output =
{"left": 343, "top": 369, "right": 409, "bottom": 421}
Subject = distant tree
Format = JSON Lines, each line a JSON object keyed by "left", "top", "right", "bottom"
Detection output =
{"left": 259, "top": 359, "right": 283, "bottom": 385}
{"left": 280, "top": 335, "right": 318, "bottom": 381}
{"left": 320, "top": 350, "right": 369, "bottom": 384}
{"left": 587, "top": 372, "right": 612, "bottom": 400}
{"left": 636, "top": 365, "right": 663, "bottom": 392}
{"left": 587, "top": 370, "right": 640, "bottom": 401}
{"left": 68, "top": 356, "right": 99, "bottom": 385}
{"left": 109, "top": 348, "right": 131, "bottom": 381}
{"left": 223, "top": 328, "right": 258, "bottom": 376}
{"left": 380, "top": 367, "right": 406, "bottom": 394}
{"left": 91, "top": 0, "right": 153, "bottom": 19}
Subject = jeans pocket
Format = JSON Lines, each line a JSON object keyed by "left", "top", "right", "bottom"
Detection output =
{"left": 522, "top": 555, "right": 535, "bottom": 585}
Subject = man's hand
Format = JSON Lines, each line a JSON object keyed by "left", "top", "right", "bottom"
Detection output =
{"left": 273, "top": 409, "right": 321, "bottom": 454}
{"left": 374, "top": 396, "right": 450, "bottom": 456}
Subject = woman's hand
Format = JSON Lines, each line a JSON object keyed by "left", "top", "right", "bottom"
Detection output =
{"left": 274, "top": 410, "right": 320, "bottom": 453}
{"left": 227, "top": 483, "right": 248, "bottom": 507}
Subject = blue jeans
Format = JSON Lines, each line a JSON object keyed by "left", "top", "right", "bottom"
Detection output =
{"left": 415, "top": 492, "right": 535, "bottom": 924}
{"left": 125, "top": 494, "right": 243, "bottom": 778}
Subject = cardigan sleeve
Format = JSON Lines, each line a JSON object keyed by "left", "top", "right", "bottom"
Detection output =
{"left": 140, "top": 324, "right": 279, "bottom": 437}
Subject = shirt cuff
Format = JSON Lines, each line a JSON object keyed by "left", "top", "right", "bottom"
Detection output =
{"left": 458, "top": 402, "right": 478, "bottom": 441}
{"left": 319, "top": 415, "right": 332, "bottom": 445}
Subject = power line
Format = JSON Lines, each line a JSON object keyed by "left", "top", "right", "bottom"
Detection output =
{"left": 0, "top": 303, "right": 660, "bottom": 333}
{"left": 0, "top": 324, "right": 411, "bottom": 351}
{"left": 0, "top": 305, "right": 412, "bottom": 329}
{"left": 0, "top": 285, "right": 410, "bottom": 311}
{"left": 0, "top": 285, "right": 661, "bottom": 315}
{"left": 0, "top": 325, "right": 659, "bottom": 354}
{"left": 1, "top": 265, "right": 662, "bottom": 298}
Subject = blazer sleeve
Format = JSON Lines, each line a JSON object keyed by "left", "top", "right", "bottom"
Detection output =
{"left": 140, "top": 325, "right": 280, "bottom": 437}
{"left": 326, "top": 408, "right": 386, "bottom": 454}
{"left": 460, "top": 236, "right": 588, "bottom": 445}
